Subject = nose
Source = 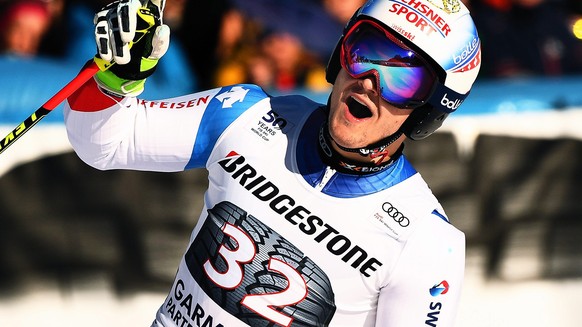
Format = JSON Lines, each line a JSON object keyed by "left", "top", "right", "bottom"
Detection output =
{"left": 358, "top": 74, "right": 379, "bottom": 96}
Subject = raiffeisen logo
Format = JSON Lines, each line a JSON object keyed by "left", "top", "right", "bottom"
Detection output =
{"left": 215, "top": 86, "right": 249, "bottom": 108}
{"left": 429, "top": 280, "right": 450, "bottom": 297}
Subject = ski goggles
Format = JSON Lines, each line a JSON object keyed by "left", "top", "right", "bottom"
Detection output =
{"left": 340, "top": 19, "right": 439, "bottom": 109}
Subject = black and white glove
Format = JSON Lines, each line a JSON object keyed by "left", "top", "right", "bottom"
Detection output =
{"left": 93, "top": 0, "right": 170, "bottom": 96}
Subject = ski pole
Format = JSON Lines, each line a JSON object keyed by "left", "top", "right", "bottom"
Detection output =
{"left": 0, "top": 62, "right": 100, "bottom": 156}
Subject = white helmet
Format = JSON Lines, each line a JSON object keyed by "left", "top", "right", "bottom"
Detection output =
{"left": 326, "top": 0, "right": 481, "bottom": 140}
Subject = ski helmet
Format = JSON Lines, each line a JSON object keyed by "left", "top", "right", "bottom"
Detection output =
{"left": 326, "top": 0, "right": 481, "bottom": 140}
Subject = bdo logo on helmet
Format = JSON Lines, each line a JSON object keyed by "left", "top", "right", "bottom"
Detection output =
{"left": 440, "top": 93, "right": 464, "bottom": 111}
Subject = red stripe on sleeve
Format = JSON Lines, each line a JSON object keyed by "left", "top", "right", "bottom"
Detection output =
{"left": 67, "top": 78, "right": 122, "bottom": 112}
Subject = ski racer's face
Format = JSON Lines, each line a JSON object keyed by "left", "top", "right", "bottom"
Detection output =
{"left": 327, "top": 68, "right": 411, "bottom": 152}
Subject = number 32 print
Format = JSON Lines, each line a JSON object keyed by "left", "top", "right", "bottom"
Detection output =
{"left": 185, "top": 201, "right": 336, "bottom": 327}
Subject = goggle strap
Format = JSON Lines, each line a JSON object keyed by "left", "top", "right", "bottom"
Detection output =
{"left": 428, "top": 83, "right": 469, "bottom": 113}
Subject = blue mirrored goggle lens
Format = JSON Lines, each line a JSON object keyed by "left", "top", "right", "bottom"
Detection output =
{"left": 341, "top": 21, "right": 436, "bottom": 108}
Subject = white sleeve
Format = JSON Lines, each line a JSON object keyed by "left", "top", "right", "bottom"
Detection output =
{"left": 63, "top": 74, "right": 257, "bottom": 172}
{"left": 375, "top": 217, "right": 465, "bottom": 326}
{"left": 65, "top": 82, "right": 269, "bottom": 172}
{"left": 65, "top": 94, "right": 206, "bottom": 172}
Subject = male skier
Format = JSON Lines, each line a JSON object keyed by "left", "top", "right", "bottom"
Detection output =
{"left": 64, "top": 0, "right": 481, "bottom": 325}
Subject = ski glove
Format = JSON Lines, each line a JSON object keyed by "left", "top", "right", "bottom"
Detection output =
{"left": 93, "top": 0, "right": 169, "bottom": 96}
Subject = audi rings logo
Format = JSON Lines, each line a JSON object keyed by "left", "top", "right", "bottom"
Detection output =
{"left": 382, "top": 202, "right": 410, "bottom": 227}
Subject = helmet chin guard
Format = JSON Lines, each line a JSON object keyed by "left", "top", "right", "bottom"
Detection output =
{"left": 326, "top": 0, "right": 481, "bottom": 140}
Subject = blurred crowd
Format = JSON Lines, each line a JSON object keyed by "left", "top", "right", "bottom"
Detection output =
{"left": 1, "top": 0, "right": 582, "bottom": 95}
{"left": 467, "top": 0, "right": 582, "bottom": 78}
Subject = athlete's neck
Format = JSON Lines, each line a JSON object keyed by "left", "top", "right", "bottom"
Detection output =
{"left": 318, "top": 123, "right": 405, "bottom": 174}
{"left": 330, "top": 135, "right": 406, "bottom": 166}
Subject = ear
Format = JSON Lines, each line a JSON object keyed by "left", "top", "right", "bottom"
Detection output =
{"left": 402, "top": 105, "right": 449, "bottom": 141}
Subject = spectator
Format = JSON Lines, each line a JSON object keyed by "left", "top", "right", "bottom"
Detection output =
{"left": 259, "top": 29, "right": 327, "bottom": 92}
{"left": 322, "top": 0, "right": 366, "bottom": 24}
{"left": 212, "top": 8, "right": 254, "bottom": 86}
{"left": 0, "top": 0, "right": 51, "bottom": 56}
{"left": 245, "top": 52, "right": 275, "bottom": 87}
{"left": 162, "top": 0, "right": 186, "bottom": 30}
{"left": 177, "top": 0, "right": 232, "bottom": 89}
{"left": 212, "top": 10, "right": 328, "bottom": 92}
{"left": 473, "top": 0, "right": 582, "bottom": 78}
{"left": 39, "top": 0, "right": 125, "bottom": 63}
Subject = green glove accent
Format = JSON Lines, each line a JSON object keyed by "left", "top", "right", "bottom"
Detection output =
{"left": 95, "top": 55, "right": 159, "bottom": 96}
{"left": 95, "top": 68, "right": 148, "bottom": 97}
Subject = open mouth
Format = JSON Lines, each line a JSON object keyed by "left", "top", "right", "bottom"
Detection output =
{"left": 347, "top": 97, "right": 373, "bottom": 119}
